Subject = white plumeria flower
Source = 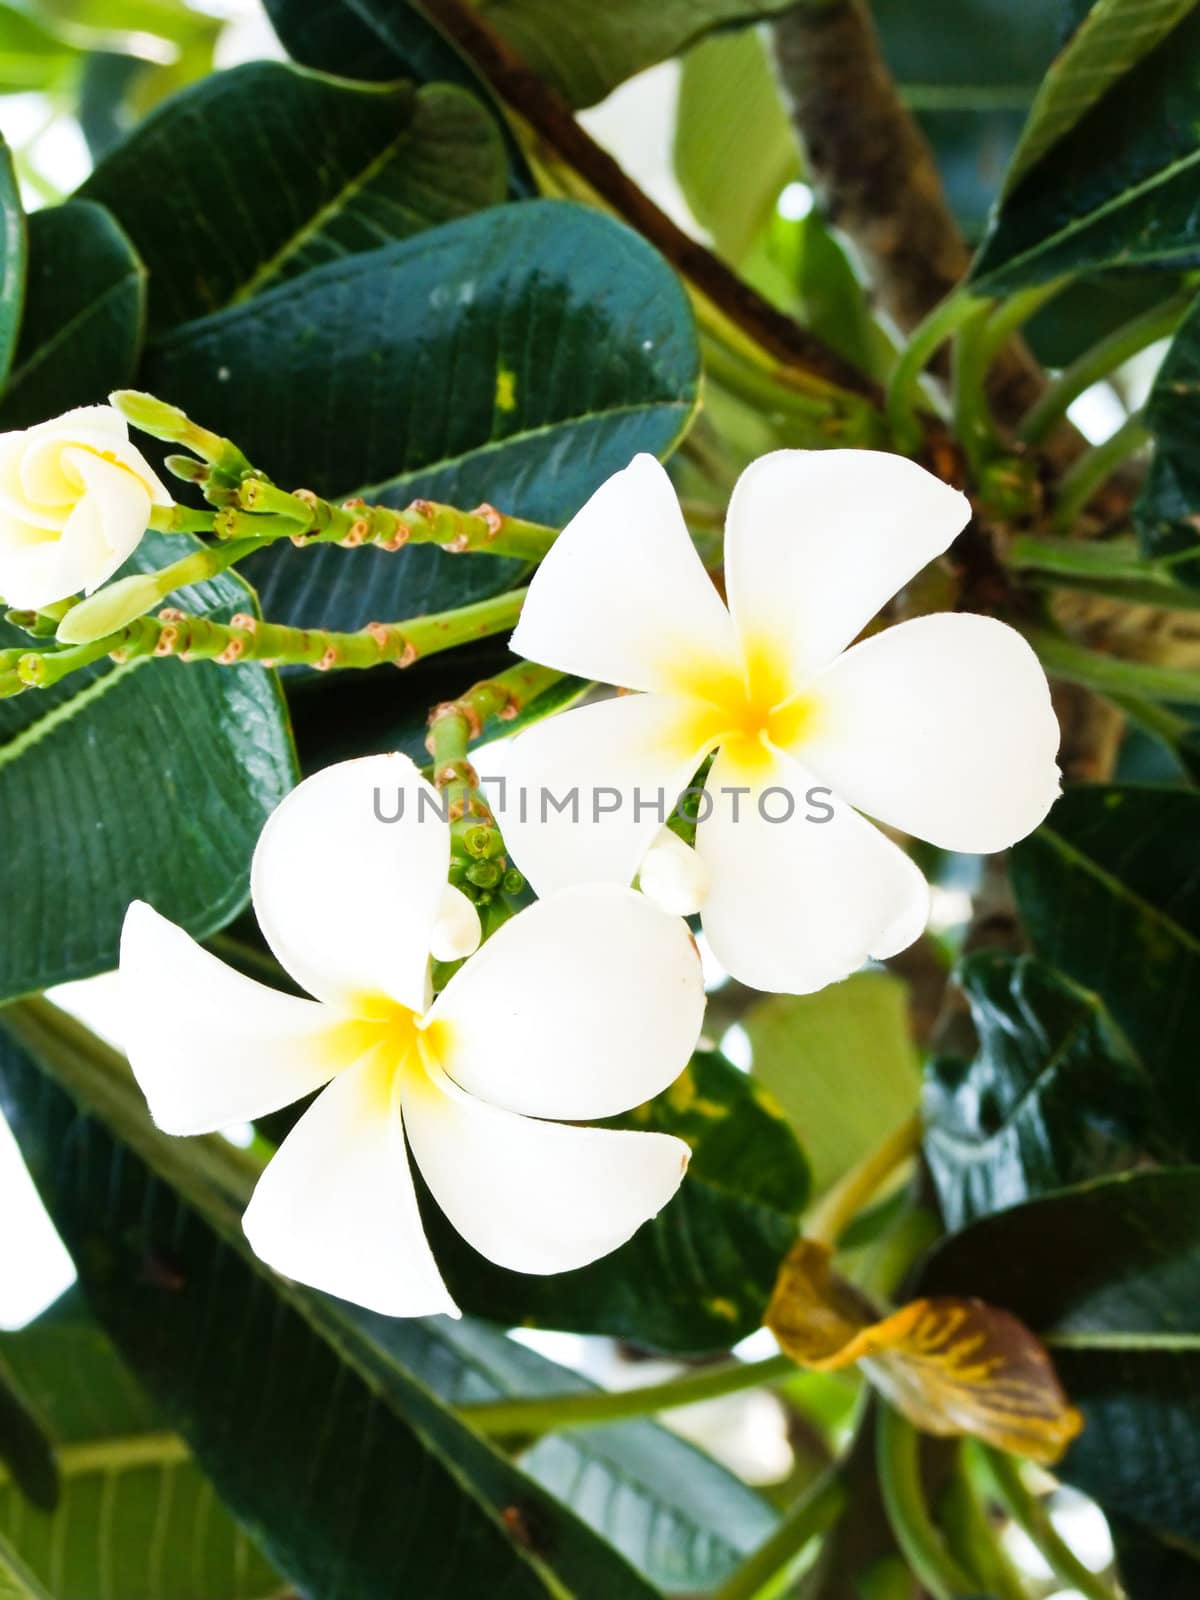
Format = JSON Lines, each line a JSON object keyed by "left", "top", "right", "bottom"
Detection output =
{"left": 0, "top": 405, "right": 171, "bottom": 610}
{"left": 495, "top": 450, "right": 1061, "bottom": 995}
{"left": 119, "top": 753, "right": 703, "bottom": 1318}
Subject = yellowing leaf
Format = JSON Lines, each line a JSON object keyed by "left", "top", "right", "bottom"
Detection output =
{"left": 766, "top": 1241, "right": 1083, "bottom": 1465}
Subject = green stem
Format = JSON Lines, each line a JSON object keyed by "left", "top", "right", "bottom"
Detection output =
{"left": 1009, "top": 534, "right": 1200, "bottom": 611}
{"left": 1052, "top": 411, "right": 1149, "bottom": 532}
{"left": 978, "top": 278, "right": 1070, "bottom": 372}
{"left": 886, "top": 290, "right": 988, "bottom": 453}
{"left": 1022, "top": 624, "right": 1200, "bottom": 705}
{"left": 709, "top": 1468, "right": 847, "bottom": 1600}
{"left": 427, "top": 662, "right": 561, "bottom": 820}
{"left": 974, "top": 1445, "right": 1118, "bottom": 1600}
{"left": 1021, "top": 290, "right": 1191, "bottom": 446}
{"left": 20, "top": 589, "right": 527, "bottom": 690}
{"left": 805, "top": 1114, "right": 922, "bottom": 1250}
{"left": 876, "top": 1407, "right": 977, "bottom": 1600}
{"left": 944, "top": 1443, "right": 1033, "bottom": 1600}
{"left": 458, "top": 1352, "right": 796, "bottom": 1438}
{"left": 235, "top": 479, "right": 557, "bottom": 563}
{"left": 953, "top": 299, "right": 1000, "bottom": 473}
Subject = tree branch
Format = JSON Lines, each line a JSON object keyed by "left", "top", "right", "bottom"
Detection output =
{"left": 413, "top": 0, "right": 881, "bottom": 406}
{"left": 767, "top": 0, "right": 1049, "bottom": 435}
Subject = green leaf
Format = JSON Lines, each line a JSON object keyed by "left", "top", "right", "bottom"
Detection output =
{"left": 0, "top": 1005, "right": 661, "bottom": 1600}
{"left": 0, "top": 1539, "right": 52, "bottom": 1600}
{"left": 1010, "top": 785, "right": 1200, "bottom": 1158}
{"left": 673, "top": 27, "right": 799, "bottom": 265}
{"left": 744, "top": 971, "right": 920, "bottom": 1200}
{"left": 1111, "top": 1515, "right": 1200, "bottom": 1599}
{"left": 146, "top": 199, "right": 701, "bottom": 633}
{"left": 422, "top": 1049, "right": 810, "bottom": 1353}
{"left": 0, "top": 200, "right": 144, "bottom": 430}
{"left": 1002, "top": 0, "right": 1200, "bottom": 194}
{"left": 0, "top": 136, "right": 24, "bottom": 387}
{"left": 1134, "top": 291, "right": 1200, "bottom": 574}
{"left": 0, "top": 1293, "right": 282, "bottom": 1600}
{"left": 80, "top": 61, "right": 506, "bottom": 336}
{"left": 0, "top": 531, "right": 297, "bottom": 1003}
{"left": 972, "top": 6, "right": 1200, "bottom": 290}
{"left": 282, "top": 0, "right": 800, "bottom": 110}
{"left": 0, "top": 1363, "right": 55, "bottom": 1514}
{"left": 264, "top": 0, "right": 477, "bottom": 89}
{"left": 354, "top": 1313, "right": 779, "bottom": 1592}
{"left": 918, "top": 1168, "right": 1200, "bottom": 1547}
{"left": 0, "top": 4, "right": 78, "bottom": 94}
{"left": 923, "top": 951, "right": 1162, "bottom": 1231}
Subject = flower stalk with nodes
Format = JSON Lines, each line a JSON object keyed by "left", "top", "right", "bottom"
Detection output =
{"left": 0, "top": 389, "right": 558, "bottom": 690}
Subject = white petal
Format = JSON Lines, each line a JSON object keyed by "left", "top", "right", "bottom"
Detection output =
{"left": 510, "top": 453, "right": 740, "bottom": 692}
{"left": 724, "top": 450, "right": 971, "bottom": 682}
{"left": 251, "top": 754, "right": 448, "bottom": 1013}
{"left": 426, "top": 883, "right": 704, "bottom": 1121}
{"left": 430, "top": 885, "right": 481, "bottom": 963}
{"left": 489, "top": 691, "right": 713, "bottom": 897}
{"left": 402, "top": 1059, "right": 689, "bottom": 1275}
{"left": 0, "top": 535, "right": 92, "bottom": 610}
{"left": 695, "top": 745, "right": 930, "bottom": 994}
{"left": 119, "top": 901, "right": 352, "bottom": 1135}
{"left": 243, "top": 1049, "right": 457, "bottom": 1318}
{"left": 62, "top": 449, "right": 152, "bottom": 591}
{"left": 802, "top": 613, "right": 1062, "bottom": 853}
{"left": 637, "top": 826, "right": 709, "bottom": 917}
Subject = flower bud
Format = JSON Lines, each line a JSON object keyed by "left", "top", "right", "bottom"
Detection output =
{"left": 0, "top": 405, "right": 172, "bottom": 610}
{"left": 56, "top": 572, "right": 163, "bottom": 645}
{"left": 637, "top": 827, "right": 709, "bottom": 918}
{"left": 429, "top": 885, "right": 482, "bottom": 963}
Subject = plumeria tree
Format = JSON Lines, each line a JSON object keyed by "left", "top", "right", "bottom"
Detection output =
{"left": 0, "top": 1, "right": 1197, "bottom": 1597}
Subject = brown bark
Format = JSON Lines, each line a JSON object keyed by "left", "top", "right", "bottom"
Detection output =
{"left": 768, "top": 0, "right": 1051, "bottom": 432}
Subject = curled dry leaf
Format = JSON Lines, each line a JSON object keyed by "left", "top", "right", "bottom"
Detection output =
{"left": 765, "top": 1239, "right": 1083, "bottom": 1465}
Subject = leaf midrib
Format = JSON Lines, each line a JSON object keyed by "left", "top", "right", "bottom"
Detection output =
{"left": 2, "top": 267, "right": 141, "bottom": 401}
{"left": 227, "top": 104, "right": 418, "bottom": 307}
{"left": 1032, "top": 826, "right": 1200, "bottom": 960}
{"left": 980, "top": 134, "right": 1200, "bottom": 284}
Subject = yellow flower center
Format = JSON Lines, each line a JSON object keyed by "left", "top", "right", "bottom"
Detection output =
{"left": 668, "top": 639, "right": 817, "bottom": 773}
{"left": 322, "top": 1002, "right": 452, "bottom": 1110}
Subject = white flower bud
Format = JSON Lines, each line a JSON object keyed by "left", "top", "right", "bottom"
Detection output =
{"left": 0, "top": 405, "right": 172, "bottom": 610}
{"left": 638, "top": 827, "right": 709, "bottom": 917}
{"left": 429, "top": 884, "right": 482, "bottom": 963}
{"left": 55, "top": 572, "right": 164, "bottom": 645}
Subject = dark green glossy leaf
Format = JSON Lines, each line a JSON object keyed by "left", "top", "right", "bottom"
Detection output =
{"left": 1002, "top": 0, "right": 1200, "bottom": 195}
{"left": 1111, "top": 1515, "right": 1200, "bottom": 1599}
{"left": 923, "top": 951, "right": 1162, "bottom": 1230}
{"left": 918, "top": 1169, "right": 1200, "bottom": 1547}
{"left": 0, "top": 1362, "right": 55, "bottom": 1514}
{"left": 265, "top": 0, "right": 475, "bottom": 88}
{"left": 0, "top": 531, "right": 297, "bottom": 1003}
{"left": 972, "top": 7, "right": 1200, "bottom": 289}
{"left": 0, "top": 1292, "right": 282, "bottom": 1599}
{"left": 354, "top": 1312, "right": 779, "bottom": 1592}
{"left": 1134, "top": 291, "right": 1200, "bottom": 574}
{"left": 146, "top": 200, "right": 700, "bottom": 633}
{"left": 0, "top": 201, "right": 144, "bottom": 430}
{"left": 0, "top": 1008, "right": 660, "bottom": 1600}
{"left": 744, "top": 972, "right": 920, "bottom": 1201}
{"left": 1010, "top": 786, "right": 1200, "bottom": 1157}
{"left": 422, "top": 1049, "right": 810, "bottom": 1353}
{"left": 80, "top": 61, "right": 506, "bottom": 336}
{"left": 0, "top": 1538, "right": 52, "bottom": 1600}
{"left": 0, "top": 136, "right": 24, "bottom": 386}
{"left": 261, "top": 0, "right": 533, "bottom": 193}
